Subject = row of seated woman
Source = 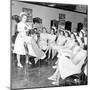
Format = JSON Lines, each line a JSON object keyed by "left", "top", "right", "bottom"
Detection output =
{"left": 12, "top": 27, "right": 87, "bottom": 86}
{"left": 46, "top": 29, "right": 87, "bottom": 86}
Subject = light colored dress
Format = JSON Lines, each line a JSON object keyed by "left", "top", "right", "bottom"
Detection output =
{"left": 13, "top": 22, "right": 31, "bottom": 55}
{"left": 12, "top": 20, "right": 17, "bottom": 36}
{"left": 47, "top": 34, "right": 56, "bottom": 58}
{"left": 57, "top": 35, "right": 66, "bottom": 46}
{"left": 64, "top": 37, "right": 71, "bottom": 47}
{"left": 48, "top": 38, "right": 87, "bottom": 80}
{"left": 84, "top": 64, "right": 87, "bottom": 76}
{"left": 24, "top": 36, "right": 45, "bottom": 59}
{"left": 39, "top": 33, "right": 48, "bottom": 50}
{"left": 76, "top": 36, "right": 84, "bottom": 48}
{"left": 48, "top": 34, "right": 56, "bottom": 47}
{"left": 57, "top": 38, "right": 75, "bottom": 58}
{"left": 58, "top": 46, "right": 87, "bottom": 79}
{"left": 84, "top": 36, "right": 87, "bottom": 46}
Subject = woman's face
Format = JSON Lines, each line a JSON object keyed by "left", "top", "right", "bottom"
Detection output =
{"left": 79, "top": 32, "right": 83, "bottom": 38}
{"left": 71, "top": 34, "right": 74, "bottom": 39}
{"left": 65, "top": 32, "right": 68, "bottom": 37}
{"left": 26, "top": 31, "right": 29, "bottom": 36}
{"left": 21, "top": 15, "right": 27, "bottom": 23}
{"left": 51, "top": 29, "right": 54, "bottom": 34}
{"left": 43, "top": 28, "right": 46, "bottom": 33}
{"left": 60, "top": 31, "right": 63, "bottom": 36}
{"left": 31, "top": 34, "right": 34, "bottom": 38}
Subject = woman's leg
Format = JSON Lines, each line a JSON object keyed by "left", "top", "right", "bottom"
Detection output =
{"left": 48, "top": 48, "right": 51, "bottom": 59}
{"left": 53, "top": 60, "right": 58, "bottom": 69}
{"left": 34, "top": 57, "right": 39, "bottom": 64}
{"left": 52, "top": 72, "right": 60, "bottom": 85}
{"left": 52, "top": 49, "right": 57, "bottom": 59}
{"left": 51, "top": 49, "right": 54, "bottom": 59}
{"left": 48, "top": 68, "right": 59, "bottom": 81}
{"left": 52, "top": 66, "right": 61, "bottom": 85}
{"left": 17, "top": 54, "right": 23, "bottom": 68}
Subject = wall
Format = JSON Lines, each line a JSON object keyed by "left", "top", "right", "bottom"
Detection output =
{"left": 12, "top": 0, "right": 87, "bottom": 33}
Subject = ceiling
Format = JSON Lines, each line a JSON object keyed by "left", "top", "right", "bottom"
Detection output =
{"left": 19, "top": 1, "right": 87, "bottom": 14}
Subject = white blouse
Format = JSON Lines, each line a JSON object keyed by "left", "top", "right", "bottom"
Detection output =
{"left": 58, "top": 49, "right": 87, "bottom": 79}
{"left": 17, "top": 22, "right": 32, "bottom": 37}
{"left": 57, "top": 35, "right": 66, "bottom": 46}
{"left": 48, "top": 34, "right": 56, "bottom": 45}
{"left": 39, "top": 33, "right": 48, "bottom": 50}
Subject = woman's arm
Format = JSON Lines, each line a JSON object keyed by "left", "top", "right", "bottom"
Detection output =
{"left": 26, "top": 23, "right": 32, "bottom": 30}
{"left": 71, "top": 49, "right": 86, "bottom": 65}
{"left": 17, "top": 23, "right": 29, "bottom": 32}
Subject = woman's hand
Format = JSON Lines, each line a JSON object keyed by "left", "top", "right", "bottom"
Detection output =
{"left": 26, "top": 23, "right": 32, "bottom": 30}
{"left": 24, "top": 26, "right": 28, "bottom": 30}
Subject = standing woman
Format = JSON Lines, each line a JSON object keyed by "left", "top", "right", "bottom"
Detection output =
{"left": 13, "top": 12, "right": 31, "bottom": 68}
{"left": 11, "top": 15, "right": 20, "bottom": 51}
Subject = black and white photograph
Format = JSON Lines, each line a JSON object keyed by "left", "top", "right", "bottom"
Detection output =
{"left": 11, "top": 0, "right": 88, "bottom": 89}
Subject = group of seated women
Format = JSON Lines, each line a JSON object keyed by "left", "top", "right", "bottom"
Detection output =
{"left": 12, "top": 12, "right": 87, "bottom": 86}
{"left": 26, "top": 26, "right": 87, "bottom": 85}
{"left": 12, "top": 25, "right": 87, "bottom": 85}
{"left": 46, "top": 28, "right": 87, "bottom": 85}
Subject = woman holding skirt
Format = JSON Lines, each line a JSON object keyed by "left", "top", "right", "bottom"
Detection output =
{"left": 13, "top": 12, "right": 32, "bottom": 68}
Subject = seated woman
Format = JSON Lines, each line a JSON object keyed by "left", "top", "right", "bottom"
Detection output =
{"left": 51, "top": 30, "right": 66, "bottom": 68}
{"left": 24, "top": 30, "right": 46, "bottom": 64}
{"left": 48, "top": 32, "right": 87, "bottom": 85}
{"left": 47, "top": 28, "right": 56, "bottom": 59}
{"left": 51, "top": 31, "right": 72, "bottom": 66}
{"left": 48, "top": 31, "right": 75, "bottom": 83}
{"left": 60, "top": 32, "right": 77, "bottom": 58}
{"left": 38, "top": 27, "right": 49, "bottom": 52}
{"left": 56, "top": 30, "right": 66, "bottom": 46}
{"left": 56, "top": 45, "right": 87, "bottom": 85}
{"left": 60, "top": 45, "right": 86, "bottom": 85}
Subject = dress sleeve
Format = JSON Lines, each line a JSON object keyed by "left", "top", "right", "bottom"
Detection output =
{"left": 17, "top": 23, "right": 23, "bottom": 32}
{"left": 68, "top": 40, "right": 75, "bottom": 49}
{"left": 54, "top": 35, "right": 56, "bottom": 41}
{"left": 26, "top": 23, "right": 32, "bottom": 30}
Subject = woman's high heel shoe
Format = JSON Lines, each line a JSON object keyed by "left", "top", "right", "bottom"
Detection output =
{"left": 48, "top": 76, "right": 57, "bottom": 81}
{"left": 17, "top": 63, "right": 23, "bottom": 68}
{"left": 52, "top": 81, "right": 59, "bottom": 85}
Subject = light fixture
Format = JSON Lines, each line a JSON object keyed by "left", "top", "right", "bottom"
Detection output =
{"left": 48, "top": 4, "right": 55, "bottom": 7}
